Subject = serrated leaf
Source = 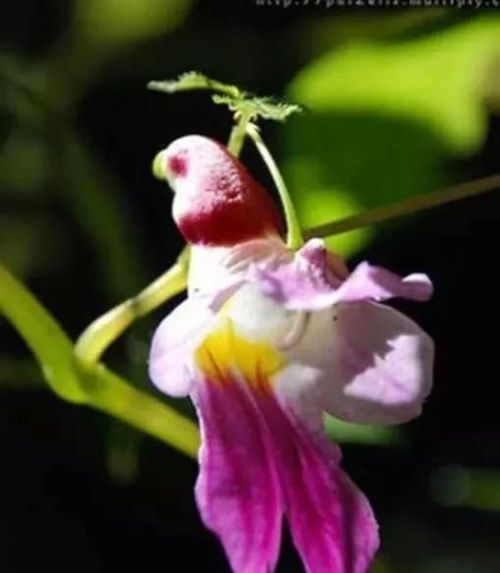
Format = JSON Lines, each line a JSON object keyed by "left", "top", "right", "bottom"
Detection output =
{"left": 148, "top": 72, "right": 242, "bottom": 98}
{"left": 149, "top": 72, "right": 302, "bottom": 124}
{"left": 213, "top": 94, "right": 302, "bottom": 122}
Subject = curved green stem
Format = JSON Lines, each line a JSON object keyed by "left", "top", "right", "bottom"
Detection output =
{"left": 0, "top": 262, "right": 86, "bottom": 403}
{"left": 85, "top": 365, "right": 199, "bottom": 458}
{"left": 246, "top": 123, "right": 304, "bottom": 250}
{"left": 75, "top": 247, "right": 189, "bottom": 365}
{"left": 0, "top": 261, "right": 199, "bottom": 457}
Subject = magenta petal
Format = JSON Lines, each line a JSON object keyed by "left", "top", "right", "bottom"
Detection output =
{"left": 194, "top": 375, "right": 378, "bottom": 573}
{"left": 192, "top": 355, "right": 378, "bottom": 573}
{"left": 286, "top": 450, "right": 378, "bottom": 573}
{"left": 193, "top": 380, "right": 283, "bottom": 573}
{"left": 148, "top": 299, "right": 216, "bottom": 397}
{"left": 323, "top": 302, "right": 434, "bottom": 424}
{"left": 264, "top": 389, "right": 379, "bottom": 573}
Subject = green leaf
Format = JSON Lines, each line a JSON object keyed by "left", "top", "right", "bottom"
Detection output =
{"left": 283, "top": 17, "right": 500, "bottom": 256}
{"left": 213, "top": 94, "right": 302, "bottom": 123}
{"left": 289, "top": 17, "right": 500, "bottom": 154}
{"left": 149, "top": 71, "right": 242, "bottom": 98}
{"left": 75, "top": 0, "right": 192, "bottom": 46}
{"left": 149, "top": 72, "right": 302, "bottom": 124}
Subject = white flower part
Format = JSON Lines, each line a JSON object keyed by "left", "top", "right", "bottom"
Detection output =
{"left": 226, "top": 281, "right": 339, "bottom": 416}
{"left": 226, "top": 283, "right": 297, "bottom": 346}
{"left": 188, "top": 244, "right": 239, "bottom": 298}
{"left": 188, "top": 238, "right": 289, "bottom": 307}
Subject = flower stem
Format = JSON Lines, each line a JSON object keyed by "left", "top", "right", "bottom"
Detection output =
{"left": 85, "top": 365, "right": 200, "bottom": 458}
{"left": 0, "top": 261, "right": 199, "bottom": 457}
{"left": 75, "top": 247, "right": 190, "bottom": 365}
{"left": 305, "top": 174, "right": 500, "bottom": 239}
{"left": 246, "top": 123, "right": 304, "bottom": 249}
{"left": 227, "top": 111, "right": 251, "bottom": 157}
{"left": 0, "top": 262, "right": 86, "bottom": 403}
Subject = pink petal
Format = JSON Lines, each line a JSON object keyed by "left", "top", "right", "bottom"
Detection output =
{"left": 192, "top": 311, "right": 378, "bottom": 573}
{"left": 193, "top": 379, "right": 283, "bottom": 573}
{"left": 319, "top": 302, "right": 434, "bottom": 424}
{"left": 248, "top": 238, "right": 433, "bottom": 310}
{"left": 148, "top": 299, "right": 216, "bottom": 396}
{"left": 249, "top": 238, "right": 340, "bottom": 311}
{"left": 269, "top": 380, "right": 379, "bottom": 573}
{"left": 333, "top": 262, "right": 433, "bottom": 304}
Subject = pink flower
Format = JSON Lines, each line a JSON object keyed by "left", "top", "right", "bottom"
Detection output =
{"left": 149, "top": 136, "right": 434, "bottom": 573}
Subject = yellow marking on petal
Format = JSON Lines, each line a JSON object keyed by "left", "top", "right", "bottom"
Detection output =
{"left": 195, "top": 314, "right": 284, "bottom": 389}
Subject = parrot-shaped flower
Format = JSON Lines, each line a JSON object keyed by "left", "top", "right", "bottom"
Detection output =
{"left": 149, "top": 135, "right": 434, "bottom": 573}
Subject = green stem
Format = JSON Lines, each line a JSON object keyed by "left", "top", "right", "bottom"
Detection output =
{"left": 227, "top": 111, "right": 251, "bottom": 157}
{"left": 246, "top": 123, "right": 304, "bottom": 249}
{"left": 75, "top": 247, "right": 189, "bottom": 365}
{"left": 0, "top": 262, "right": 86, "bottom": 403}
{"left": 305, "top": 174, "right": 500, "bottom": 239}
{"left": 0, "top": 261, "right": 199, "bottom": 457}
{"left": 86, "top": 365, "right": 199, "bottom": 458}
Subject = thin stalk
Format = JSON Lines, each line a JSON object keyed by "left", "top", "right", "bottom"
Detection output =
{"left": 75, "top": 247, "right": 189, "bottom": 365}
{"left": 86, "top": 365, "right": 199, "bottom": 458}
{"left": 227, "top": 111, "right": 251, "bottom": 157}
{"left": 0, "top": 261, "right": 199, "bottom": 457}
{"left": 305, "top": 174, "right": 500, "bottom": 239}
{"left": 0, "top": 262, "right": 86, "bottom": 403}
{"left": 246, "top": 123, "right": 304, "bottom": 249}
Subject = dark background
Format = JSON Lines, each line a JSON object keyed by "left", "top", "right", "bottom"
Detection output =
{"left": 1, "top": 2, "right": 500, "bottom": 572}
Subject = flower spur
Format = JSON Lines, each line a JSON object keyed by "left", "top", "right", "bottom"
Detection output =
{"left": 149, "top": 135, "right": 434, "bottom": 573}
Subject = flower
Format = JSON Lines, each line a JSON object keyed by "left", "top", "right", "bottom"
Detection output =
{"left": 149, "top": 136, "right": 434, "bottom": 573}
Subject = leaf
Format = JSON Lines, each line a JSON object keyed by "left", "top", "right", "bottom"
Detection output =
{"left": 282, "top": 17, "right": 500, "bottom": 256}
{"left": 149, "top": 72, "right": 303, "bottom": 123}
{"left": 74, "top": 0, "right": 192, "bottom": 46}
{"left": 289, "top": 17, "right": 500, "bottom": 153}
{"left": 213, "top": 94, "right": 302, "bottom": 122}
{"left": 149, "top": 71, "right": 242, "bottom": 98}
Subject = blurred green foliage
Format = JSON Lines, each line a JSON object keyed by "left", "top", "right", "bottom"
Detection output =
{"left": 75, "top": 0, "right": 191, "bottom": 47}
{"left": 284, "top": 16, "right": 500, "bottom": 255}
{"left": 1, "top": 0, "right": 196, "bottom": 487}
{"left": 2, "top": 7, "right": 500, "bottom": 459}
{"left": 1, "top": 5, "right": 500, "bottom": 571}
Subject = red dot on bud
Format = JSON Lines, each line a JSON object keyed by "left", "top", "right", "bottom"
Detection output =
{"left": 168, "top": 154, "right": 188, "bottom": 178}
